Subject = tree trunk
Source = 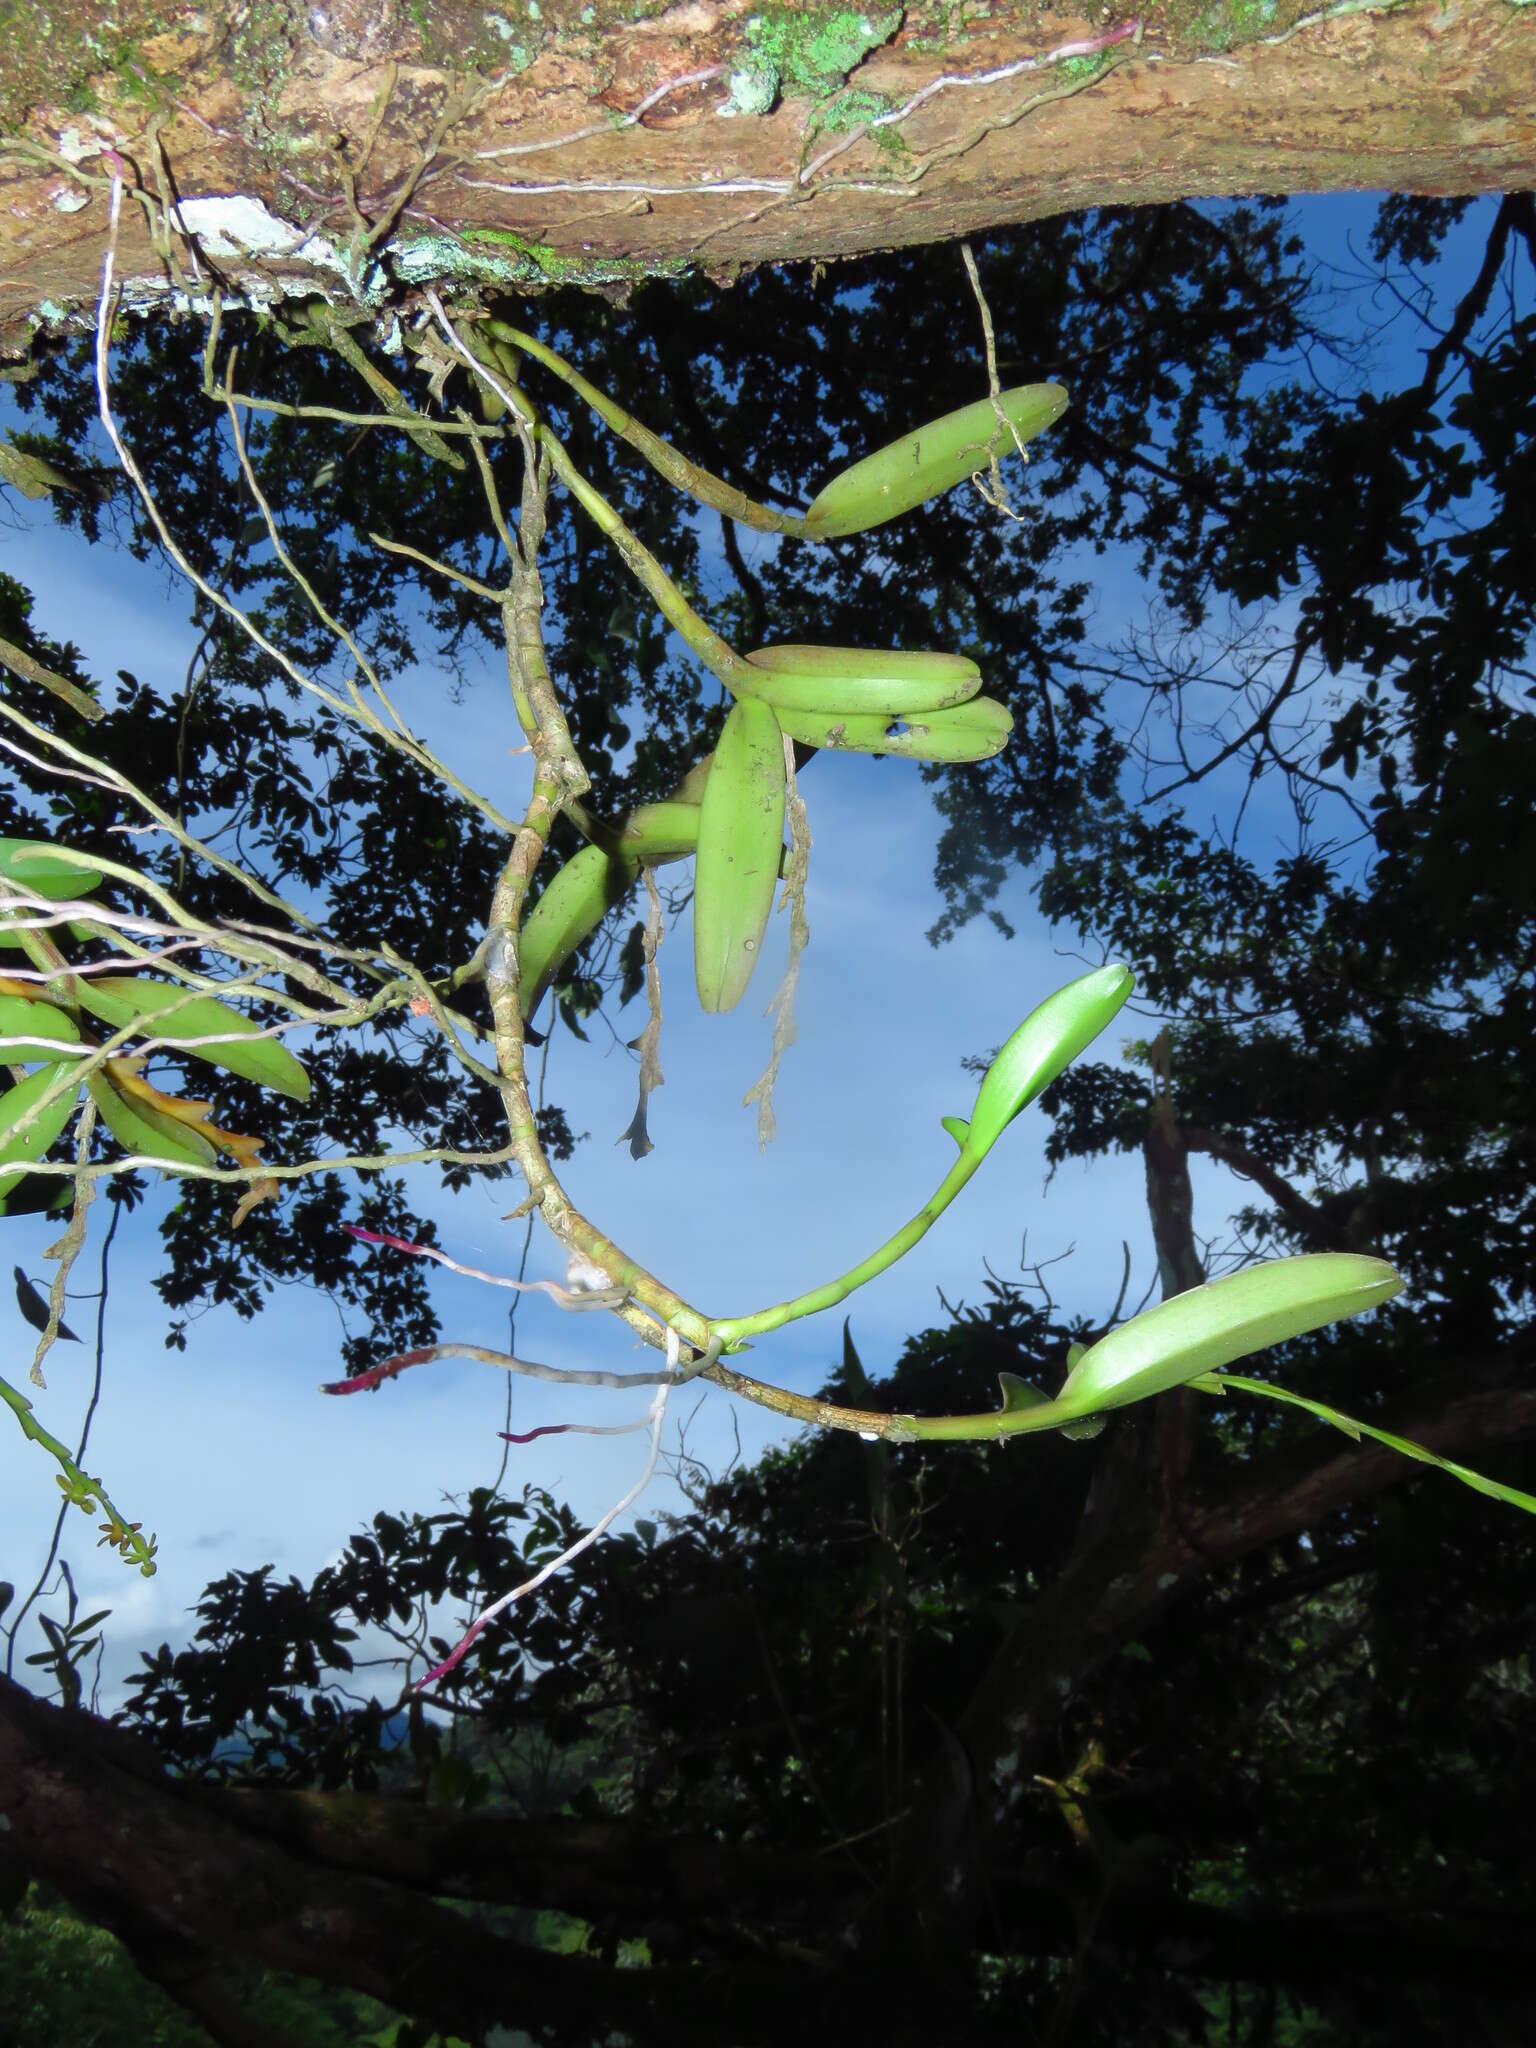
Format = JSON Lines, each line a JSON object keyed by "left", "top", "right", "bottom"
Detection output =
{"left": 3, "top": 1, "right": 1533, "bottom": 348}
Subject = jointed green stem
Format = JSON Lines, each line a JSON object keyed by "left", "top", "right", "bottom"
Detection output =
{"left": 487, "top": 319, "right": 811, "bottom": 538}
{"left": 711, "top": 1151, "right": 982, "bottom": 1345}
{"left": 453, "top": 317, "right": 760, "bottom": 697}
{"left": 890, "top": 1398, "right": 1079, "bottom": 1446}
{"left": 536, "top": 423, "right": 760, "bottom": 697}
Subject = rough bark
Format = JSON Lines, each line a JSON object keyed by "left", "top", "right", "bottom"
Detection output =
{"left": 3, "top": 1, "right": 1534, "bottom": 349}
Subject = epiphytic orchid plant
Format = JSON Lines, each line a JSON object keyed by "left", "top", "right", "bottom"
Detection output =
{"left": 5, "top": 197, "right": 1532, "bottom": 1696}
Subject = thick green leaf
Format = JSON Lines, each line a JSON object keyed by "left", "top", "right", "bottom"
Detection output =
{"left": 0, "top": 838, "right": 104, "bottom": 899}
{"left": 0, "top": 1062, "right": 85, "bottom": 1209}
{"left": 519, "top": 844, "right": 639, "bottom": 1020}
{"left": 772, "top": 695, "right": 1014, "bottom": 763}
{"left": 0, "top": 993, "right": 82, "bottom": 1062}
{"left": 610, "top": 800, "right": 702, "bottom": 861}
{"left": 804, "top": 383, "right": 1070, "bottom": 537}
{"left": 68, "top": 975, "right": 310, "bottom": 1101}
{"left": 959, "top": 965, "right": 1134, "bottom": 1163}
{"left": 1056, "top": 1341, "right": 1107, "bottom": 1436}
{"left": 1059, "top": 1256, "right": 1404, "bottom": 1414}
{"left": 693, "top": 697, "right": 787, "bottom": 1015}
{"left": 738, "top": 645, "right": 982, "bottom": 716}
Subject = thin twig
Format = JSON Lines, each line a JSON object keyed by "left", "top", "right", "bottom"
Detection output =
{"left": 223, "top": 367, "right": 420, "bottom": 749}
{"left": 474, "top": 66, "right": 726, "bottom": 159}
{"left": 368, "top": 530, "right": 509, "bottom": 603}
{"left": 319, "top": 1332, "right": 705, "bottom": 1395}
{"left": 960, "top": 240, "right": 1026, "bottom": 520}
{"left": 21, "top": 1138, "right": 518, "bottom": 1188}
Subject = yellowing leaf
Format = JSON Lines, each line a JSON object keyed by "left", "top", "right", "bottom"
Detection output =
{"left": 86, "top": 1069, "right": 217, "bottom": 1170}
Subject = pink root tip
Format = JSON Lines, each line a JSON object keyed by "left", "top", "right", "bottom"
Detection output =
{"left": 417, "top": 1616, "right": 490, "bottom": 1689}
{"left": 344, "top": 1223, "right": 428, "bottom": 1257}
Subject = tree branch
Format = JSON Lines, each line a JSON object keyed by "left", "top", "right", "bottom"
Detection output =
{"left": 0, "top": 1677, "right": 857, "bottom": 2044}
{"left": 1182, "top": 1124, "right": 1340, "bottom": 1245}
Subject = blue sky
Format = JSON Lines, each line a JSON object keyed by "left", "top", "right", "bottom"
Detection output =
{"left": 1, "top": 192, "right": 1496, "bottom": 1708}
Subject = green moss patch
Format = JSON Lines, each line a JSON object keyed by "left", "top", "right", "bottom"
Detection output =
{"left": 723, "top": 4, "right": 904, "bottom": 116}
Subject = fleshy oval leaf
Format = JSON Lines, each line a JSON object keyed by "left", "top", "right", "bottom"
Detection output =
{"left": 693, "top": 697, "right": 787, "bottom": 1015}
{"left": 964, "top": 964, "right": 1134, "bottom": 1162}
{"left": 804, "top": 383, "right": 1070, "bottom": 538}
{"left": 773, "top": 695, "right": 1014, "bottom": 763}
{"left": 0, "top": 994, "right": 82, "bottom": 1062}
{"left": 519, "top": 843, "right": 638, "bottom": 1020}
{"left": 611, "top": 800, "right": 702, "bottom": 861}
{"left": 738, "top": 646, "right": 981, "bottom": 716}
{"left": 1058, "top": 1255, "right": 1405, "bottom": 1415}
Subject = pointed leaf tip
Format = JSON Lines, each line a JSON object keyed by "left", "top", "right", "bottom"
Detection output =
{"left": 997, "top": 1371, "right": 1050, "bottom": 1415}
{"left": 964, "top": 964, "right": 1133, "bottom": 1164}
